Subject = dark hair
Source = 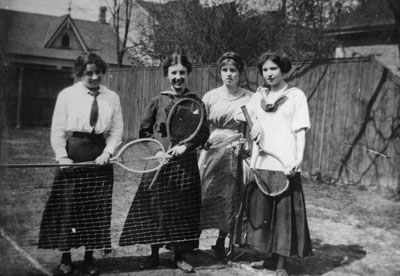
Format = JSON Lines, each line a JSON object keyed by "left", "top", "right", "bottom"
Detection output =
{"left": 162, "top": 53, "right": 192, "bottom": 76}
{"left": 74, "top": 52, "right": 107, "bottom": 78}
{"left": 217, "top": 51, "right": 244, "bottom": 73}
{"left": 257, "top": 51, "right": 292, "bottom": 74}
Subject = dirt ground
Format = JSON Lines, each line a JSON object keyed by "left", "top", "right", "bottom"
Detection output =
{"left": 1, "top": 128, "right": 400, "bottom": 276}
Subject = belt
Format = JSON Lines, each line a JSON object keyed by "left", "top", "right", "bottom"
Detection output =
{"left": 72, "top": 131, "right": 104, "bottom": 141}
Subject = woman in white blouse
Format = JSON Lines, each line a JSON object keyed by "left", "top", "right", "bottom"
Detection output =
{"left": 237, "top": 51, "right": 313, "bottom": 276}
{"left": 38, "top": 52, "right": 123, "bottom": 276}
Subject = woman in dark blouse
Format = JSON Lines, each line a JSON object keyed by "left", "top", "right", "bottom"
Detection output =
{"left": 119, "top": 53, "right": 209, "bottom": 273}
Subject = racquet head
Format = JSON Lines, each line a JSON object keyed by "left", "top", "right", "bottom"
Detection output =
{"left": 252, "top": 168, "right": 289, "bottom": 196}
{"left": 111, "top": 138, "right": 166, "bottom": 173}
{"left": 0, "top": 138, "right": 166, "bottom": 171}
{"left": 166, "top": 97, "right": 205, "bottom": 146}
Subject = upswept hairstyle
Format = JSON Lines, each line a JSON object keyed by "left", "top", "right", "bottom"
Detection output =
{"left": 257, "top": 51, "right": 292, "bottom": 74}
{"left": 74, "top": 52, "right": 107, "bottom": 78}
{"left": 217, "top": 51, "right": 245, "bottom": 73}
{"left": 162, "top": 53, "right": 193, "bottom": 76}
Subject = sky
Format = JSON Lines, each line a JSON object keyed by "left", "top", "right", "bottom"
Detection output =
{"left": 0, "top": 0, "right": 161, "bottom": 21}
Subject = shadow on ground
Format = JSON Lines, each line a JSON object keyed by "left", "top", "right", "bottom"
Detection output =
{"left": 84, "top": 239, "right": 366, "bottom": 275}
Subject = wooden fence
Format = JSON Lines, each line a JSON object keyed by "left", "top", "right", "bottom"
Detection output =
{"left": 104, "top": 57, "right": 400, "bottom": 193}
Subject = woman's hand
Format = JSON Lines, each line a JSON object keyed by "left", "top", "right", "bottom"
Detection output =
{"left": 59, "top": 157, "right": 73, "bottom": 165}
{"left": 95, "top": 152, "right": 111, "bottom": 165}
{"left": 250, "top": 122, "right": 262, "bottom": 143}
{"left": 58, "top": 157, "right": 73, "bottom": 169}
{"left": 168, "top": 145, "right": 187, "bottom": 156}
{"left": 285, "top": 159, "right": 302, "bottom": 177}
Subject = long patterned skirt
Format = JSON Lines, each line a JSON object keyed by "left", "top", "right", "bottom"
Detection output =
{"left": 119, "top": 152, "right": 201, "bottom": 252}
{"left": 38, "top": 135, "right": 114, "bottom": 251}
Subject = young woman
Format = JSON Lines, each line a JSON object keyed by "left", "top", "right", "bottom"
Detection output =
{"left": 198, "top": 51, "right": 252, "bottom": 259}
{"left": 38, "top": 52, "right": 123, "bottom": 276}
{"left": 236, "top": 51, "right": 313, "bottom": 276}
{"left": 119, "top": 53, "right": 209, "bottom": 273}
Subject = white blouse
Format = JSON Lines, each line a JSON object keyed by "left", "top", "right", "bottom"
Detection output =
{"left": 245, "top": 86, "right": 310, "bottom": 171}
{"left": 51, "top": 82, "right": 123, "bottom": 161}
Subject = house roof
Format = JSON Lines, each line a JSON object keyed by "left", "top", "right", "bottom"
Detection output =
{"left": 1, "top": 9, "right": 130, "bottom": 67}
{"left": 326, "top": 0, "right": 395, "bottom": 35}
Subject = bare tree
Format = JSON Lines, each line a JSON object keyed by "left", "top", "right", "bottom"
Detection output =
{"left": 145, "top": 0, "right": 282, "bottom": 64}
{"left": 105, "top": 0, "right": 134, "bottom": 67}
{"left": 140, "top": 0, "right": 351, "bottom": 64}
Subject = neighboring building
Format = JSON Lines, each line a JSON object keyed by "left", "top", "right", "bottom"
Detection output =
{"left": 1, "top": 8, "right": 130, "bottom": 127}
{"left": 324, "top": 0, "right": 399, "bottom": 76}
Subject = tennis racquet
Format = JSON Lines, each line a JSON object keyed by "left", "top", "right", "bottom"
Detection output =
{"left": 1, "top": 138, "right": 166, "bottom": 174}
{"left": 148, "top": 97, "right": 205, "bottom": 189}
{"left": 241, "top": 105, "right": 290, "bottom": 197}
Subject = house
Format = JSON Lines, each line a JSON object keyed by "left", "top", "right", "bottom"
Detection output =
{"left": 324, "top": 0, "right": 399, "bottom": 76}
{"left": 0, "top": 7, "right": 130, "bottom": 127}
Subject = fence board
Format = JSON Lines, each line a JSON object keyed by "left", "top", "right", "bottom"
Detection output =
{"left": 320, "top": 62, "right": 336, "bottom": 176}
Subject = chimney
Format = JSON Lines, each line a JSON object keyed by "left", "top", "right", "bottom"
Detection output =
{"left": 98, "top": 6, "right": 107, "bottom": 24}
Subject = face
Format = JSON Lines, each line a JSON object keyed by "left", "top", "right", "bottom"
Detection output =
{"left": 261, "top": 59, "right": 284, "bottom": 87}
{"left": 167, "top": 64, "right": 188, "bottom": 93}
{"left": 81, "top": 63, "right": 103, "bottom": 89}
{"left": 221, "top": 63, "right": 240, "bottom": 87}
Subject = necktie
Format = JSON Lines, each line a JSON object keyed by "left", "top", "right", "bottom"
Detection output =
{"left": 88, "top": 90, "right": 99, "bottom": 133}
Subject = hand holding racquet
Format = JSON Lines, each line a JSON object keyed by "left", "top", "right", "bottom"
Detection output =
{"left": 148, "top": 97, "right": 205, "bottom": 189}
{"left": 241, "top": 105, "right": 291, "bottom": 197}
{"left": 1, "top": 138, "right": 167, "bottom": 174}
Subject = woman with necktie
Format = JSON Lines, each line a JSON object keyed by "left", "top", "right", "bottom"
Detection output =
{"left": 38, "top": 52, "right": 123, "bottom": 276}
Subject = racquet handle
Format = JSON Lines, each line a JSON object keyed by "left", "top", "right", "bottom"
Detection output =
{"left": 241, "top": 105, "right": 253, "bottom": 129}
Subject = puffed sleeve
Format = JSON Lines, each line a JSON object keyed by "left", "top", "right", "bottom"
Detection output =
{"left": 292, "top": 90, "right": 311, "bottom": 132}
{"left": 104, "top": 94, "right": 124, "bottom": 155}
{"left": 50, "top": 89, "right": 69, "bottom": 161}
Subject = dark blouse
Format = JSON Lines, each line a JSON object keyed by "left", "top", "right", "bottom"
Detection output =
{"left": 139, "top": 89, "right": 209, "bottom": 150}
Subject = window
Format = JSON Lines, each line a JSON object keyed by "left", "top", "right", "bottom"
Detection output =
{"left": 61, "top": 34, "right": 71, "bottom": 48}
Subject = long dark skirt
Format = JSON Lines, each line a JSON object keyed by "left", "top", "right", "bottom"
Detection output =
{"left": 119, "top": 152, "right": 201, "bottom": 252}
{"left": 240, "top": 173, "right": 313, "bottom": 258}
{"left": 38, "top": 135, "right": 114, "bottom": 251}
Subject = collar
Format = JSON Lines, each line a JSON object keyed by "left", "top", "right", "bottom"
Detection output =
{"left": 221, "top": 86, "right": 246, "bottom": 101}
{"left": 259, "top": 84, "right": 294, "bottom": 112}
{"left": 77, "top": 81, "right": 105, "bottom": 95}
{"left": 160, "top": 88, "right": 196, "bottom": 98}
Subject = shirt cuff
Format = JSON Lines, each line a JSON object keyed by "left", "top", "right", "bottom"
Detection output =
{"left": 55, "top": 149, "right": 68, "bottom": 161}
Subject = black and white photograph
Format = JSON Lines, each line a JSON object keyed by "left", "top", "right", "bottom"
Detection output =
{"left": 1, "top": 0, "right": 400, "bottom": 275}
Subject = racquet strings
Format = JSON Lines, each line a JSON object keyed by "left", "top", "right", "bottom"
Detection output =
{"left": 252, "top": 169, "right": 289, "bottom": 196}
{"left": 118, "top": 139, "right": 164, "bottom": 172}
{"left": 168, "top": 99, "right": 202, "bottom": 144}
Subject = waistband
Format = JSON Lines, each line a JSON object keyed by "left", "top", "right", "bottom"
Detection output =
{"left": 72, "top": 131, "right": 104, "bottom": 141}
